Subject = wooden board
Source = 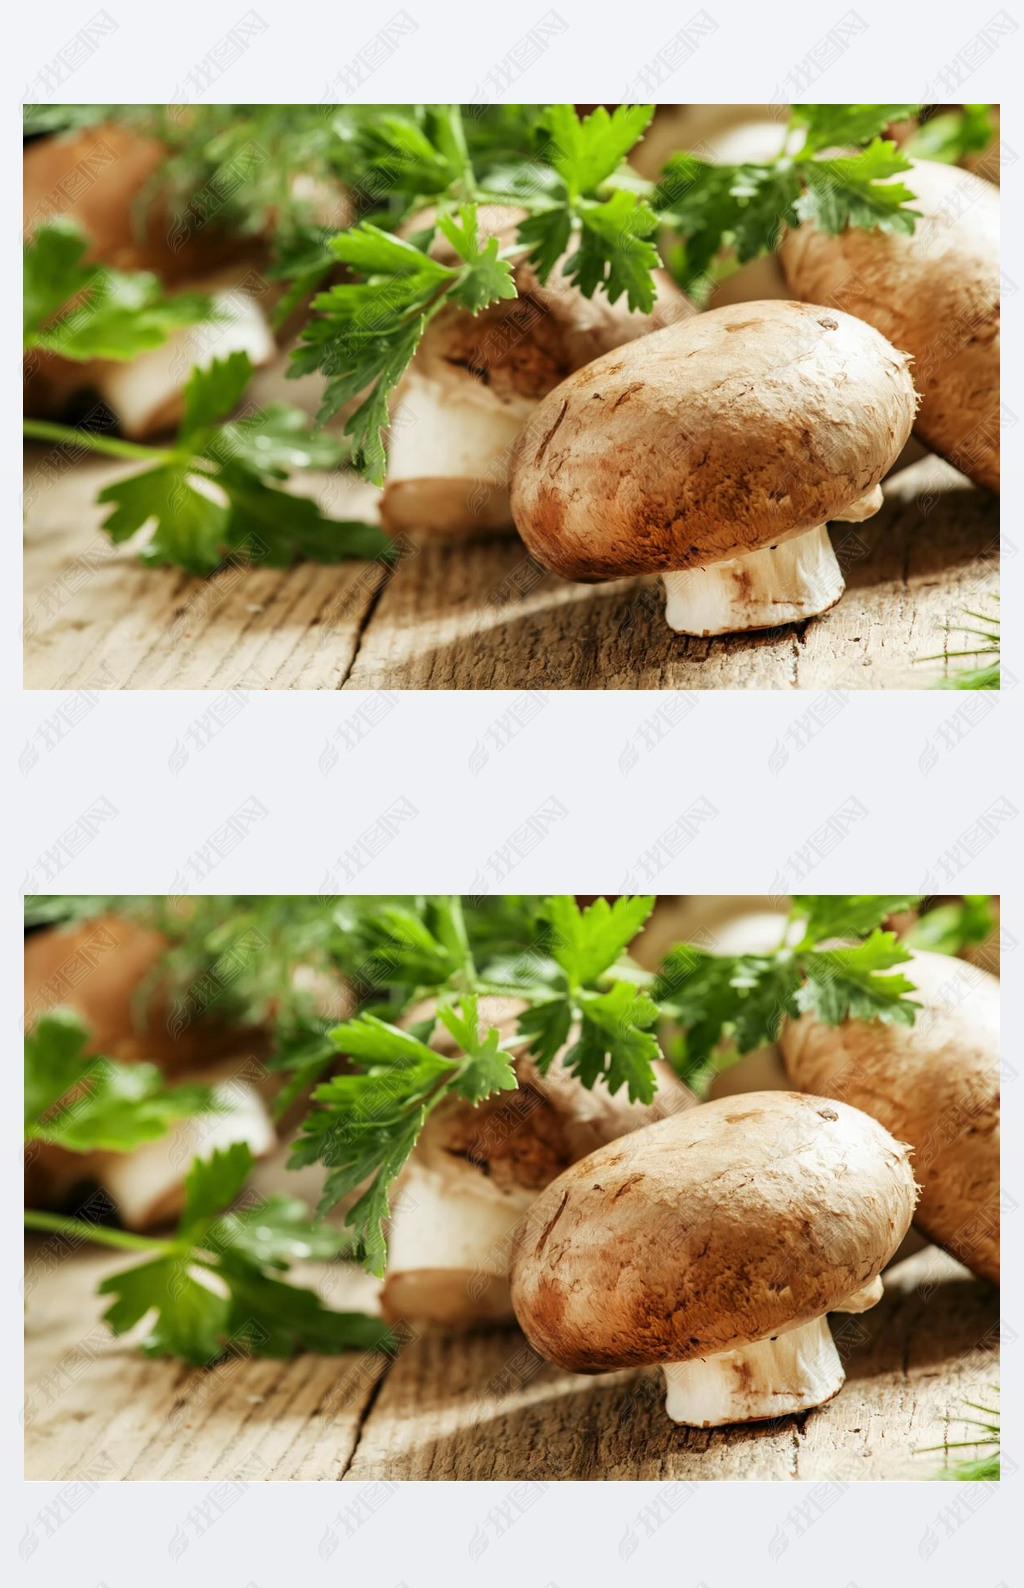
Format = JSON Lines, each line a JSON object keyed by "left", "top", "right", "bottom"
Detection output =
{"left": 24, "top": 1242, "right": 998, "bottom": 1481}
{"left": 23, "top": 452, "right": 998, "bottom": 691}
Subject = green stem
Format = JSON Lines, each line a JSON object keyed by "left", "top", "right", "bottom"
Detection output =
{"left": 23, "top": 418, "right": 167, "bottom": 464}
{"left": 24, "top": 1209, "right": 166, "bottom": 1254}
{"left": 444, "top": 894, "right": 477, "bottom": 990}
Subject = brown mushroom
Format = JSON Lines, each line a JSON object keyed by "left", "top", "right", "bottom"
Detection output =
{"left": 24, "top": 914, "right": 277, "bottom": 1229}
{"left": 782, "top": 157, "right": 1000, "bottom": 490}
{"left": 382, "top": 207, "right": 694, "bottom": 539}
{"left": 381, "top": 995, "right": 693, "bottom": 1329}
{"left": 510, "top": 1091, "right": 917, "bottom": 1425}
{"left": 781, "top": 948, "right": 999, "bottom": 1281}
{"left": 509, "top": 300, "right": 917, "bottom": 635}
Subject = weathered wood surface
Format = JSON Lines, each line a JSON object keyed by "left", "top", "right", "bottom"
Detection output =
{"left": 24, "top": 1242, "right": 998, "bottom": 1481}
{"left": 23, "top": 452, "right": 998, "bottom": 691}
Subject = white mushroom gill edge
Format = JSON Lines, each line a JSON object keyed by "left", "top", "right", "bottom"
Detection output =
{"left": 661, "top": 1274, "right": 884, "bottom": 1427}
{"left": 661, "top": 484, "right": 885, "bottom": 637}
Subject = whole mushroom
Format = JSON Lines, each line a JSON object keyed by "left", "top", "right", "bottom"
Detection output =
{"left": 510, "top": 1092, "right": 917, "bottom": 1426}
{"left": 382, "top": 207, "right": 693, "bottom": 539}
{"left": 24, "top": 913, "right": 279, "bottom": 1229}
{"left": 782, "top": 157, "right": 1000, "bottom": 490}
{"left": 781, "top": 948, "right": 1000, "bottom": 1281}
{"left": 509, "top": 300, "right": 917, "bottom": 636}
{"left": 382, "top": 996, "right": 692, "bottom": 1329}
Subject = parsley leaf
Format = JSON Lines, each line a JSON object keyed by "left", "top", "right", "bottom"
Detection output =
{"left": 907, "top": 896, "right": 995, "bottom": 956}
{"left": 790, "top": 104, "right": 922, "bottom": 155}
{"left": 792, "top": 895, "right": 920, "bottom": 943}
{"left": 544, "top": 104, "right": 655, "bottom": 197}
{"left": 440, "top": 997, "right": 519, "bottom": 1101}
{"left": 438, "top": 206, "right": 518, "bottom": 312}
{"left": 99, "top": 464, "right": 231, "bottom": 573}
{"left": 95, "top": 352, "right": 391, "bottom": 573}
{"left": 545, "top": 895, "right": 655, "bottom": 987}
{"left": 906, "top": 105, "right": 996, "bottom": 165}
{"left": 292, "top": 995, "right": 519, "bottom": 1273}
{"left": 657, "top": 898, "right": 923, "bottom": 1088}
{"left": 570, "top": 982, "right": 661, "bottom": 1102}
{"left": 568, "top": 192, "right": 661, "bottom": 311}
{"left": 97, "top": 1144, "right": 391, "bottom": 1364}
{"left": 25, "top": 1009, "right": 215, "bottom": 1153}
{"left": 23, "top": 220, "right": 210, "bottom": 361}
{"left": 657, "top": 108, "right": 922, "bottom": 299}
{"left": 100, "top": 1256, "right": 230, "bottom": 1363}
{"left": 796, "top": 140, "right": 919, "bottom": 235}
{"left": 799, "top": 930, "right": 920, "bottom": 1025}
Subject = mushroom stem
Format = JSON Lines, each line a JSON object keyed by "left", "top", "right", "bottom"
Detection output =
{"left": 382, "top": 1163, "right": 532, "bottom": 1326}
{"left": 382, "top": 370, "right": 525, "bottom": 537}
{"left": 92, "top": 1078, "right": 275, "bottom": 1230}
{"left": 661, "top": 525, "right": 844, "bottom": 636}
{"left": 662, "top": 1315, "right": 845, "bottom": 1426}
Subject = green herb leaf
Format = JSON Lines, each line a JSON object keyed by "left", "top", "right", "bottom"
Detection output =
{"left": 98, "top": 464, "right": 230, "bottom": 574}
{"left": 545, "top": 895, "right": 655, "bottom": 988}
{"left": 796, "top": 139, "right": 919, "bottom": 234}
{"left": 544, "top": 104, "right": 655, "bottom": 197}
{"left": 906, "top": 105, "right": 996, "bottom": 165}
{"left": 569, "top": 191, "right": 661, "bottom": 311}
{"left": 792, "top": 896, "right": 920, "bottom": 944}
{"left": 439, "top": 206, "right": 518, "bottom": 312}
{"left": 24, "top": 220, "right": 210, "bottom": 361}
{"left": 571, "top": 982, "right": 661, "bottom": 1102}
{"left": 100, "top": 1257, "right": 229, "bottom": 1363}
{"left": 181, "top": 350, "right": 255, "bottom": 435}
{"left": 94, "top": 352, "right": 388, "bottom": 572}
{"left": 25, "top": 1009, "right": 215, "bottom": 1152}
{"left": 182, "top": 1139, "right": 254, "bottom": 1228}
{"left": 791, "top": 104, "right": 922, "bottom": 155}
{"left": 99, "top": 1143, "right": 391, "bottom": 1364}
{"left": 798, "top": 931, "right": 920, "bottom": 1025}
{"left": 908, "top": 896, "right": 996, "bottom": 956}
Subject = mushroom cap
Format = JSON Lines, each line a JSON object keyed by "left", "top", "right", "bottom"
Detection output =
{"left": 509, "top": 300, "right": 917, "bottom": 582}
{"left": 23, "top": 914, "right": 252, "bottom": 1074}
{"left": 509, "top": 1091, "right": 916, "bottom": 1372}
{"left": 404, "top": 994, "right": 692, "bottom": 1197}
{"left": 781, "top": 158, "right": 1000, "bottom": 490}
{"left": 22, "top": 123, "right": 247, "bottom": 282}
{"left": 781, "top": 949, "right": 1000, "bottom": 1281}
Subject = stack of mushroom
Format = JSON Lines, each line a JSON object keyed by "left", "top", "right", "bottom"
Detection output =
{"left": 382, "top": 995, "right": 692, "bottom": 1330}
{"left": 509, "top": 299, "right": 917, "bottom": 637}
{"left": 510, "top": 1091, "right": 917, "bottom": 1427}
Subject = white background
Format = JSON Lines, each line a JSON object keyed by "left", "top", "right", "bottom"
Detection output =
{"left": 5, "top": 1, "right": 1020, "bottom": 1583}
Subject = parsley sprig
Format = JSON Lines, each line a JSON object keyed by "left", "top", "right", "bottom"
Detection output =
{"left": 25, "top": 1143, "right": 390, "bottom": 1363}
{"left": 23, "top": 220, "right": 211, "bottom": 362}
{"left": 657, "top": 103, "right": 922, "bottom": 297}
{"left": 25, "top": 1009, "right": 216, "bottom": 1153}
{"left": 25, "top": 351, "right": 389, "bottom": 573}
{"left": 656, "top": 894, "right": 922, "bottom": 1087}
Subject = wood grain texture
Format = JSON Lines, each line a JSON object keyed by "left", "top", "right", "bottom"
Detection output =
{"left": 24, "top": 1242, "right": 997, "bottom": 1481}
{"left": 24, "top": 452, "right": 998, "bottom": 691}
